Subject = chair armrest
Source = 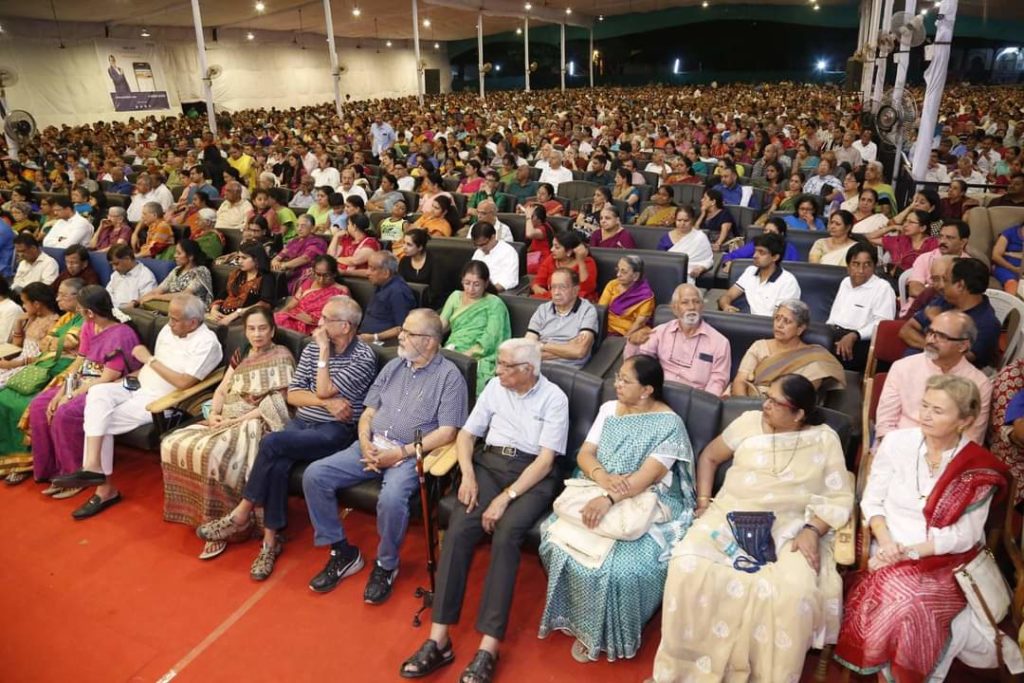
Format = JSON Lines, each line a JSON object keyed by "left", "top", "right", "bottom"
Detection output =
{"left": 581, "top": 336, "right": 625, "bottom": 379}
{"left": 145, "top": 368, "right": 225, "bottom": 413}
{"left": 425, "top": 442, "right": 459, "bottom": 477}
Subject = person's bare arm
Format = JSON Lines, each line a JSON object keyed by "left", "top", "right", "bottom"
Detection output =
{"left": 694, "top": 435, "right": 733, "bottom": 516}
{"left": 898, "top": 316, "right": 927, "bottom": 350}
{"left": 540, "top": 331, "right": 595, "bottom": 361}
{"left": 718, "top": 284, "right": 743, "bottom": 313}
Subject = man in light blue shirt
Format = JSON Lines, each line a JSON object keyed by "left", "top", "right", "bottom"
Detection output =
{"left": 370, "top": 117, "right": 397, "bottom": 159}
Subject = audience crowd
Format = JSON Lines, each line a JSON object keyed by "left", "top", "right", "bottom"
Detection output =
{"left": 0, "top": 80, "right": 1023, "bottom": 683}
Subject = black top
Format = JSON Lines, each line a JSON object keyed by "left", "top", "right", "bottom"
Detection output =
{"left": 398, "top": 253, "right": 439, "bottom": 307}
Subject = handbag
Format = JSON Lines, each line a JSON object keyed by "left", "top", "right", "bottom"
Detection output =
{"left": 6, "top": 342, "right": 65, "bottom": 396}
{"left": 727, "top": 511, "right": 777, "bottom": 573}
{"left": 954, "top": 548, "right": 1013, "bottom": 669}
{"left": 552, "top": 478, "right": 669, "bottom": 541}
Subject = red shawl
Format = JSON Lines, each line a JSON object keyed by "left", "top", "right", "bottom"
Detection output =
{"left": 836, "top": 442, "right": 1009, "bottom": 682}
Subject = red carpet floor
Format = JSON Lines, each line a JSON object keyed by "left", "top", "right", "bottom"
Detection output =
{"left": 0, "top": 448, "right": 1001, "bottom": 682}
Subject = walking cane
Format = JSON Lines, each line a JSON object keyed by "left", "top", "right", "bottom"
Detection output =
{"left": 412, "top": 429, "right": 438, "bottom": 627}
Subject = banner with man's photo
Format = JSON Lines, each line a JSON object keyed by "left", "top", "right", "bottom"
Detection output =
{"left": 95, "top": 41, "right": 171, "bottom": 112}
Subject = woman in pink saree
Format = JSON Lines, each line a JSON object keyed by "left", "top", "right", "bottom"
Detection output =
{"left": 273, "top": 254, "right": 350, "bottom": 335}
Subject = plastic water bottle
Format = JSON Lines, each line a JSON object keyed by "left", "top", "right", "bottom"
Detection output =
{"left": 711, "top": 529, "right": 739, "bottom": 559}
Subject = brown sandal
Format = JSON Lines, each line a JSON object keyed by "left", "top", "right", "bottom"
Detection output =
{"left": 196, "top": 513, "right": 252, "bottom": 542}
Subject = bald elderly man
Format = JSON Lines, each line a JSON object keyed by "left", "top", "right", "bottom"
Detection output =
{"left": 625, "top": 283, "right": 731, "bottom": 395}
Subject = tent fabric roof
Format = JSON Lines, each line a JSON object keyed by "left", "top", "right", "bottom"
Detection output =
{"left": 1, "top": 0, "right": 1018, "bottom": 42}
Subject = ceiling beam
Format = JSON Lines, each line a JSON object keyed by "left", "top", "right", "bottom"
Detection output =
{"left": 423, "top": 0, "right": 594, "bottom": 29}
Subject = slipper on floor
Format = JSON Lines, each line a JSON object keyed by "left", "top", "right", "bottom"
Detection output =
{"left": 199, "top": 541, "right": 227, "bottom": 560}
{"left": 72, "top": 492, "right": 122, "bottom": 520}
{"left": 52, "top": 486, "right": 85, "bottom": 500}
{"left": 41, "top": 484, "right": 62, "bottom": 496}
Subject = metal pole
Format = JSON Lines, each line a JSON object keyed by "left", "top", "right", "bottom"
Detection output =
{"left": 861, "top": 0, "right": 882, "bottom": 101}
{"left": 412, "top": 0, "right": 424, "bottom": 105}
{"left": 857, "top": 0, "right": 868, "bottom": 49}
{"left": 589, "top": 29, "right": 594, "bottom": 88}
{"left": 524, "top": 16, "right": 530, "bottom": 93}
{"left": 189, "top": 0, "right": 217, "bottom": 135}
{"left": 871, "top": 0, "right": 897, "bottom": 107}
{"left": 889, "top": 0, "right": 917, "bottom": 181}
{"left": 560, "top": 22, "right": 566, "bottom": 92}
{"left": 477, "top": 13, "right": 485, "bottom": 101}
{"left": 912, "top": 0, "right": 958, "bottom": 181}
{"left": 323, "top": 0, "right": 343, "bottom": 118}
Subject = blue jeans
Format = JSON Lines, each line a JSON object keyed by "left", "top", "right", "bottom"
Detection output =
{"left": 243, "top": 418, "right": 356, "bottom": 531}
{"left": 302, "top": 440, "right": 420, "bottom": 571}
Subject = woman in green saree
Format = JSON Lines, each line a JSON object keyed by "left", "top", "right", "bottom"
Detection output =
{"left": 0, "top": 278, "right": 85, "bottom": 483}
{"left": 439, "top": 260, "right": 511, "bottom": 396}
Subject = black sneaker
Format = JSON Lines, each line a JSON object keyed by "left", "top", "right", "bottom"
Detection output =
{"left": 308, "top": 548, "right": 364, "bottom": 594}
{"left": 364, "top": 562, "right": 399, "bottom": 605}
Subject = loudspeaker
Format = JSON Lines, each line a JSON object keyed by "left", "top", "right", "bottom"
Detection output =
{"left": 845, "top": 57, "right": 863, "bottom": 92}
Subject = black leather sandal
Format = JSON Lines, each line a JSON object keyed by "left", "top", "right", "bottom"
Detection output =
{"left": 399, "top": 639, "right": 455, "bottom": 679}
{"left": 459, "top": 650, "right": 498, "bottom": 683}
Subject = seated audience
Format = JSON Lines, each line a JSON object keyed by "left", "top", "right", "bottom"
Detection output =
{"left": 160, "top": 306, "right": 295, "bottom": 559}
{"left": 850, "top": 188, "right": 888, "bottom": 234}
{"left": 183, "top": 207, "right": 224, "bottom": 262}
{"left": 89, "top": 206, "right": 133, "bottom": 253}
{"left": 625, "top": 283, "right": 731, "bottom": 395}
{"left": 356, "top": 251, "right": 417, "bottom": 344}
{"left": 366, "top": 173, "right": 404, "bottom": 214}
{"left": 274, "top": 254, "right": 350, "bottom": 335}
{"left": 989, "top": 359, "right": 1024, "bottom": 504}
{"left": 8, "top": 202, "right": 39, "bottom": 237}
{"left": 612, "top": 168, "right": 642, "bottom": 223}
{"left": 106, "top": 245, "right": 158, "bottom": 309}
{"left": 721, "top": 218, "right": 800, "bottom": 271}
{"left": 538, "top": 151, "right": 572, "bottom": 193}
{"left": 470, "top": 222, "right": 519, "bottom": 293}
{"left": 876, "top": 311, "right": 992, "bottom": 444}
{"left": 802, "top": 157, "right": 842, "bottom": 198}
{"left": 809, "top": 209, "right": 858, "bottom": 266}
{"left": 991, "top": 217, "right": 1024, "bottom": 294}
{"left": 196, "top": 296, "right": 375, "bottom": 579}
{"left": 289, "top": 176, "right": 317, "bottom": 211}
{"left": 590, "top": 205, "right": 638, "bottom": 250}
{"left": 939, "top": 179, "right": 979, "bottom": 221}
{"left": 906, "top": 219, "right": 972, "bottom": 302}
{"left": 0, "top": 276, "right": 21, "bottom": 343}
{"left": 865, "top": 209, "right": 938, "bottom": 275}
{"left": 696, "top": 189, "right": 738, "bottom": 251}
{"left": 658, "top": 205, "right": 714, "bottom": 280}
{"left": 397, "top": 229, "right": 435, "bottom": 292}
{"left": 574, "top": 187, "right": 613, "bottom": 239}
{"left": 216, "top": 218, "right": 277, "bottom": 266}
{"left": 412, "top": 193, "right": 459, "bottom": 238}
{"left": 400, "top": 339, "right": 568, "bottom": 683}
{"left": 303, "top": 308, "right": 468, "bottom": 600}
{"left": 12, "top": 233, "right": 59, "bottom": 293}
{"left": 836, "top": 375, "right": 1018, "bottom": 681}
{"left": 379, "top": 198, "right": 410, "bottom": 250}
{"left": 214, "top": 182, "right": 253, "bottom": 230}
{"left": 532, "top": 231, "right": 597, "bottom": 301}
{"left": 9, "top": 287, "right": 138, "bottom": 490}
{"left": 525, "top": 268, "right": 599, "bottom": 369}
{"left": 635, "top": 185, "right": 677, "bottom": 228}
{"left": 126, "top": 174, "right": 173, "bottom": 223}
{"left": 271, "top": 213, "right": 327, "bottom": 294}
{"left": 900, "top": 258, "right": 1000, "bottom": 368}
{"left": 718, "top": 233, "right": 801, "bottom": 316}
{"left": 652, "top": 374, "right": 853, "bottom": 682}
{"left": 989, "top": 172, "right": 1024, "bottom": 208}
{"left": 208, "top": 243, "right": 276, "bottom": 325}
{"left": 329, "top": 213, "right": 380, "bottom": 277}
{"left": 784, "top": 194, "right": 827, "bottom": 232}
{"left": 42, "top": 196, "right": 94, "bottom": 249}
{"left": 52, "top": 294, "right": 222, "bottom": 520}
{"left": 139, "top": 240, "right": 213, "bottom": 312}
{"left": 732, "top": 298, "right": 845, "bottom": 398}
{"left": 539, "top": 354, "right": 696, "bottom": 662}
{"left": 131, "top": 201, "right": 175, "bottom": 259}
{"left": 440, "top": 260, "right": 511, "bottom": 396}
{"left": 599, "top": 255, "right": 655, "bottom": 338}
{"left": 524, "top": 204, "right": 554, "bottom": 274}
{"left": 826, "top": 243, "right": 896, "bottom": 371}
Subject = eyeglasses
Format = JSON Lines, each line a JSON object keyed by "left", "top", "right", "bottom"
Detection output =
{"left": 314, "top": 271, "right": 334, "bottom": 278}
{"left": 613, "top": 374, "right": 639, "bottom": 385}
{"left": 925, "top": 329, "right": 967, "bottom": 343}
{"left": 764, "top": 394, "right": 796, "bottom": 410}
{"left": 321, "top": 317, "right": 350, "bottom": 325}
{"left": 399, "top": 327, "right": 433, "bottom": 339}
{"left": 496, "top": 360, "right": 529, "bottom": 371}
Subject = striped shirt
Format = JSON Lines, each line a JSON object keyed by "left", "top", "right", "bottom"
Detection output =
{"left": 364, "top": 353, "right": 469, "bottom": 446}
{"left": 291, "top": 338, "right": 378, "bottom": 424}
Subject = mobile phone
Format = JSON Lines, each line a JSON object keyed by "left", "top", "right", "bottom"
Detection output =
{"left": 123, "top": 376, "right": 141, "bottom": 391}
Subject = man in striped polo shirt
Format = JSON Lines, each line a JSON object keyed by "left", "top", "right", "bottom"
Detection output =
{"left": 198, "top": 295, "right": 378, "bottom": 581}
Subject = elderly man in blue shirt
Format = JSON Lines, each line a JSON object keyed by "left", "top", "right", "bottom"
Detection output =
{"left": 357, "top": 251, "right": 417, "bottom": 345}
{"left": 304, "top": 308, "right": 469, "bottom": 602}
{"left": 400, "top": 338, "right": 569, "bottom": 683}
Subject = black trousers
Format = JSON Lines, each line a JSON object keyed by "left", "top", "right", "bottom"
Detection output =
{"left": 432, "top": 448, "right": 557, "bottom": 640}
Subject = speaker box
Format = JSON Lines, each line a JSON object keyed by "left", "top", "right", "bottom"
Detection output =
{"left": 845, "top": 57, "right": 864, "bottom": 92}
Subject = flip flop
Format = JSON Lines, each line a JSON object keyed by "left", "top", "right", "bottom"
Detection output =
{"left": 72, "top": 492, "right": 123, "bottom": 520}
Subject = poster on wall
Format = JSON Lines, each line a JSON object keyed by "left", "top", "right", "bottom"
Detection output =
{"left": 94, "top": 41, "right": 171, "bottom": 112}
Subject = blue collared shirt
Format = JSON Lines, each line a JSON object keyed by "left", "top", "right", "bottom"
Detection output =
{"left": 360, "top": 276, "right": 417, "bottom": 335}
{"left": 364, "top": 353, "right": 469, "bottom": 445}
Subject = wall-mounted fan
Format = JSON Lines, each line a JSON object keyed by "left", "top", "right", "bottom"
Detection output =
{"left": 4, "top": 110, "right": 36, "bottom": 144}
{"left": 866, "top": 89, "right": 919, "bottom": 149}
{"left": 481, "top": 62, "right": 493, "bottom": 74}
{"left": 204, "top": 64, "right": 223, "bottom": 82}
{"left": 529, "top": 61, "right": 538, "bottom": 73}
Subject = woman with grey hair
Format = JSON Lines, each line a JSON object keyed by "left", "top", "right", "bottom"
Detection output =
{"left": 731, "top": 298, "right": 845, "bottom": 397}
{"left": 131, "top": 201, "right": 175, "bottom": 258}
{"left": 187, "top": 207, "right": 224, "bottom": 262}
{"left": 90, "top": 206, "right": 133, "bottom": 252}
{"left": 599, "top": 255, "right": 655, "bottom": 337}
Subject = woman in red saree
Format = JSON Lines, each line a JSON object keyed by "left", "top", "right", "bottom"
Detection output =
{"left": 836, "top": 375, "right": 1017, "bottom": 682}
{"left": 273, "top": 255, "right": 350, "bottom": 335}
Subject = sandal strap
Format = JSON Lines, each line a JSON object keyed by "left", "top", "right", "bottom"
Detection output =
{"left": 460, "top": 650, "right": 497, "bottom": 683}
{"left": 403, "top": 639, "right": 451, "bottom": 675}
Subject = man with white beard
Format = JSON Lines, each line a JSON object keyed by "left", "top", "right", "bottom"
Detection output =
{"left": 624, "top": 283, "right": 731, "bottom": 395}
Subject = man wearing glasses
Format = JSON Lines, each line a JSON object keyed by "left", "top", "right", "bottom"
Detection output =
{"left": 302, "top": 309, "right": 468, "bottom": 602}
{"left": 525, "top": 268, "right": 599, "bottom": 369}
{"left": 875, "top": 310, "right": 992, "bottom": 445}
{"left": 899, "top": 258, "right": 1000, "bottom": 368}
{"left": 400, "top": 338, "right": 568, "bottom": 682}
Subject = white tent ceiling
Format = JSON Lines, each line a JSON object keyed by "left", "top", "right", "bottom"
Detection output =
{"left": 0, "top": 0, "right": 1018, "bottom": 42}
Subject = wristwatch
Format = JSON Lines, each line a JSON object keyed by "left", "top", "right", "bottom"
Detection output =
{"left": 316, "top": 360, "right": 328, "bottom": 369}
{"left": 906, "top": 548, "right": 920, "bottom": 561}
{"left": 506, "top": 488, "right": 518, "bottom": 501}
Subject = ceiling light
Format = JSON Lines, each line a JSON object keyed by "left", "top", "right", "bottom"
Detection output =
{"left": 423, "top": 18, "right": 431, "bottom": 27}
{"left": 516, "top": 27, "right": 523, "bottom": 35}
{"left": 352, "top": 7, "right": 361, "bottom": 16}
{"left": 701, "top": 1, "right": 708, "bottom": 7}
{"left": 386, "top": 40, "right": 392, "bottom": 47}
{"left": 433, "top": 42, "right": 439, "bottom": 49}
{"left": 140, "top": 28, "right": 151, "bottom": 37}
{"left": 813, "top": 4, "right": 820, "bottom": 9}
{"left": 247, "top": 31, "right": 255, "bottom": 40}
{"left": 565, "top": 7, "right": 572, "bottom": 15}
{"left": 920, "top": 7, "right": 928, "bottom": 13}
{"left": 255, "top": 1, "right": 266, "bottom": 11}
{"left": 524, "top": 2, "right": 532, "bottom": 11}
{"left": 598, "top": 14, "right": 604, "bottom": 21}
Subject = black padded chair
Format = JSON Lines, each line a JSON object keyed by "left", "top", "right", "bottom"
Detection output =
{"left": 425, "top": 237, "right": 527, "bottom": 306}
{"left": 624, "top": 225, "right": 672, "bottom": 252}
{"left": 719, "top": 258, "right": 845, "bottom": 323}
{"left": 496, "top": 213, "right": 527, "bottom": 242}
{"left": 590, "top": 248, "right": 688, "bottom": 305}
{"left": 743, "top": 225, "right": 820, "bottom": 262}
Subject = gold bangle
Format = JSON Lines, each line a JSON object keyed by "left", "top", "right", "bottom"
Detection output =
{"left": 697, "top": 495, "right": 713, "bottom": 502}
